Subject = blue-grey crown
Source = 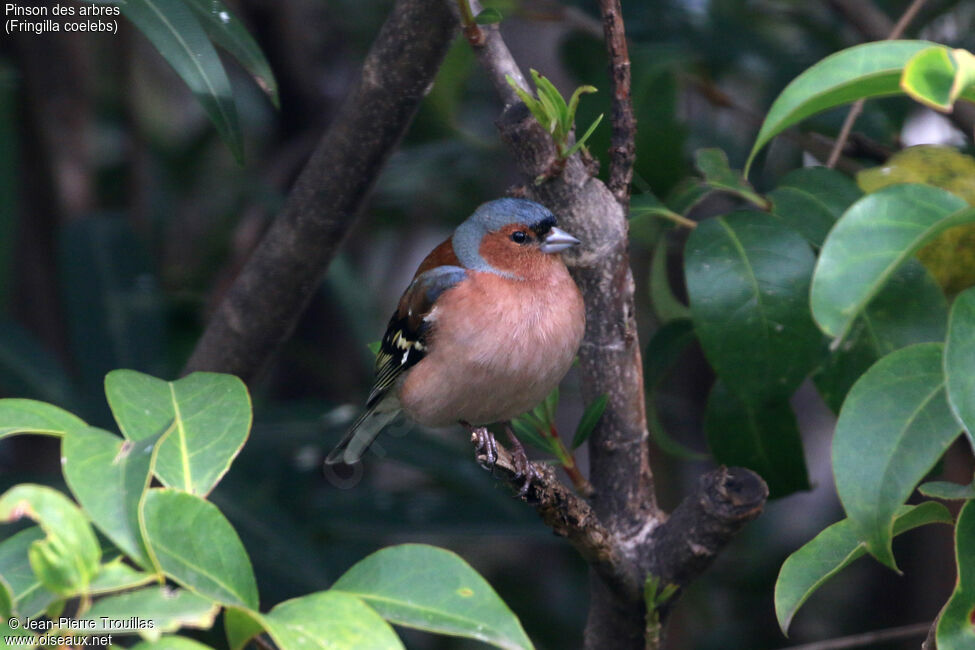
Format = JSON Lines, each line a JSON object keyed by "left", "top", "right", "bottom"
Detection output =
{"left": 452, "top": 199, "right": 557, "bottom": 274}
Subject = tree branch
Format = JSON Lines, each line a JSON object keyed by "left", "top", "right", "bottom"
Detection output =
{"left": 599, "top": 0, "right": 636, "bottom": 204}
{"left": 455, "top": 4, "right": 770, "bottom": 647}
{"left": 182, "top": 0, "right": 457, "bottom": 380}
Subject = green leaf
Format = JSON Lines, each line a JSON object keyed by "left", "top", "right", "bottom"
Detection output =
{"left": 531, "top": 70, "right": 569, "bottom": 134}
{"left": 564, "top": 113, "right": 603, "bottom": 157}
{"left": 646, "top": 398, "right": 707, "bottom": 461}
{"left": 106, "top": 370, "right": 251, "bottom": 496}
{"left": 694, "top": 149, "right": 769, "bottom": 208}
{"left": 0, "top": 527, "right": 58, "bottom": 618}
{"left": 89, "top": 558, "right": 156, "bottom": 594}
{"left": 0, "top": 399, "right": 85, "bottom": 440}
{"left": 0, "top": 575, "right": 10, "bottom": 619}
{"left": 768, "top": 166, "right": 863, "bottom": 247}
{"left": 704, "top": 381, "right": 808, "bottom": 498}
{"left": 685, "top": 211, "right": 822, "bottom": 400}
{"left": 141, "top": 489, "right": 259, "bottom": 609}
{"left": 132, "top": 636, "right": 216, "bottom": 650}
{"left": 542, "top": 386, "right": 559, "bottom": 425}
{"left": 745, "top": 40, "right": 971, "bottom": 175}
{"left": 901, "top": 45, "right": 957, "bottom": 111}
{"left": 119, "top": 0, "right": 243, "bottom": 161}
{"left": 630, "top": 193, "right": 684, "bottom": 225}
{"left": 224, "top": 606, "right": 265, "bottom": 650}
{"left": 474, "top": 7, "right": 503, "bottom": 25}
{"left": 833, "top": 343, "right": 960, "bottom": 570}
{"left": 813, "top": 260, "right": 947, "bottom": 412}
{"left": 77, "top": 586, "right": 219, "bottom": 641}
{"left": 775, "top": 501, "right": 951, "bottom": 635}
{"left": 182, "top": 0, "right": 279, "bottom": 107}
{"left": 263, "top": 591, "right": 403, "bottom": 650}
{"left": 509, "top": 417, "right": 552, "bottom": 454}
{"left": 506, "top": 76, "right": 548, "bottom": 130}
{"left": 644, "top": 319, "right": 695, "bottom": 388}
{"left": 572, "top": 394, "right": 607, "bottom": 450}
{"left": 649, "top": 238, "right": 691, "bottom": 323}
{"left": 0, "top": 485, "right": 100, "bottom": 596}
{"left": 811, "top": 184, "right": 972, "bottom": 341}
{"left": 937, "top": 499, "right": 975, "bottom": 649}
{"left": 946, "top": 287, "right": 975, "bottom": 447}
{"left": 332, "top": 544, "right": 533, "bottom": 650}
{"left": 63, "top": 426, "right": 168, "bottom": 569}
{"left": 666, "top": 179, "right": 710, "bottom": 215}
{"left": 919, "top": 480, "right": 975, "bottom": 500}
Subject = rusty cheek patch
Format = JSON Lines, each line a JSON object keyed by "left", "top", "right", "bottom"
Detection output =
{"left": 478, "top": 224, "right": 543, "bottom": 276}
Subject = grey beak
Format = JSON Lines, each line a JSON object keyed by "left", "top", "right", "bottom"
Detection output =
{"left": 540, "top": 226, "right": 581, "bottom": 254}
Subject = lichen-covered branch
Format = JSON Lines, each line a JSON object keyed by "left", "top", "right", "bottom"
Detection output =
{"left": 183, "top": 0, "right": 457, "bottom": 380}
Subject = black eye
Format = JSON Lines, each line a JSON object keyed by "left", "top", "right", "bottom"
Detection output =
{"left": 511, "top": 231, "right": 529, "bottom": 244}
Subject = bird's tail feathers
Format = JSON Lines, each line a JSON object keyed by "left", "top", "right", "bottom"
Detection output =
{"left": 325, "top": 401, "right": 401, "bottom": 465}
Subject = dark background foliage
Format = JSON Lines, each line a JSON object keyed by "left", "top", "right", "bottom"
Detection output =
{"left": 1, "top": 0, "right": 973, "bottom": 647}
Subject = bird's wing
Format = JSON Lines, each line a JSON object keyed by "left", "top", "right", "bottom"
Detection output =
{"left": 366, "top": 265, "right": 467, "bottom": 407}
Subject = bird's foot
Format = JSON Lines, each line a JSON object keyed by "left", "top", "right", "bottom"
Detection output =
{"left": 504, "top": 423, "right": 540, "bottom": 498}
{"left": 465, "top": 421, "right": 498, "bottom": 471}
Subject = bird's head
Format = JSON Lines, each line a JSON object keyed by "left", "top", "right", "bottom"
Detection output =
{"left": 453, "top": 198, "right": 581, "bottom": 280}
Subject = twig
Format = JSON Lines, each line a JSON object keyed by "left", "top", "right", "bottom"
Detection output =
{"left": 826, "top": 0, "right": 927, "bottom": 168}
{"left": 598, "top": 0, "right": 637, "bottom": 205}
{"left": 471, "top": 434, "right": 641, "bottom": 602}
{"left": 182, "top": 0, "right": 457, "bottom": 380}
{"left": 778, "top": 621, "right": 931, "bottom": 650}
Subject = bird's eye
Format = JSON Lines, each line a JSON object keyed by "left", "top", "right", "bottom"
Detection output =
{"left": 511, "top": 231, "right": 529, "bottom": 244}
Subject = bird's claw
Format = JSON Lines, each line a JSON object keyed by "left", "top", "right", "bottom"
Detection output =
{"left": 470, "top": 427, "right": 498, "bottom": 471}
{"left": 508, "top": 447, "right": 541, "bottom": 498}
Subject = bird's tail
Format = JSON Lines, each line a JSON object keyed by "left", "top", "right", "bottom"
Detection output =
{"left": 325, "top": 401, "right": 401, "bottom": 465}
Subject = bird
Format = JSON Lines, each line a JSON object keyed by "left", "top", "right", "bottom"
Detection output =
{"left": 325, "top": 198, "right": 586, "bottom": 492}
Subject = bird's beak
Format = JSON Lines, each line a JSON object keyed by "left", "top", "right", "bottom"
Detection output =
{"left": 540, "top": 227, "right": 581, "bottom": 254}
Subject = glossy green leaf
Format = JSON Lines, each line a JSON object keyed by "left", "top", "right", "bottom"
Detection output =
{"left": 833, "top": 343, "right": 960, "bottom": 569}
{"left": 775, "top": 501, "right": 951, "bottom": 635}
{"left": 945, "top": 287, "right": 975, "bottom": 447}
{"left": 630, "top": 193, "right": 683, "bottom": 225}
{"left": 332, "top": 544, "right": 533, "bottom": 650}
{"left": 132, "top": 636, "right": 216, "bottom": 650}
{"left": 141, "top": 489, "right": 258, "bottom": 609}
{"left": 89, "top": 558, "right": 156, "bottom": 594}
{"left": 813, "top": 260, "right": 947, "bottom": 412}
{"left": 650, "top": 238, "right": 690, "bottom": 323}
{"left": 695, "top": 148, "right": 768, "bottom": 208}
{"left": 901, "top": 45, "right": 957, "bottom": 111}
{"left": 0, "top": 485, "right": 100, "bottom": 596}
{"left": 0, "top": 399, "right": 85, "bottom": 440}
{"left": 685, "top": 211, "right": 822, "bottom": 400}
{"left": 704, "top": 381, "right": 808, "bottom": 498}
{"left": 745, "top": 40, "right": 974, "bottom": 174}
{"left": 120, "top": 0, "right": 243, "bottom": 160}
{"left": 263, "top": 591, "right": 403, "bottom": 650}
{"left": 78, "top": 586, "right": 218, "bottom": 640}
{"left": 572, "top": 394, "right": 607, "bottom": 450}
{"left": 63, "top": 426, "right": 167, "bottom": 568}
{"left": 106, "top": 370, "right": 251, "bottom": 496}
{"left": 811, "top": 184, "right": 972, "bottom": 341}
{"left": 768, "top": 166, "right": 863, "bottom": 247}
{"left": 182, "top": 0, "right": 279, "bottom": 107}
{"left": 919, "top": 480, "right": 975, "bottom": 500}
{"left": 937, "top": 499, "right": 975, "bottom": 648}
{"left": 224, "top": 606, "right": 265, "bottom": 650}
{"left": 0, "top": 527, "right": 58, "bottom": 618}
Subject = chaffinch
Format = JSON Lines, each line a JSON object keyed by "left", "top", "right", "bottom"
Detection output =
{"left": 326, "top": 198, "right": 586, "bottom": 489}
